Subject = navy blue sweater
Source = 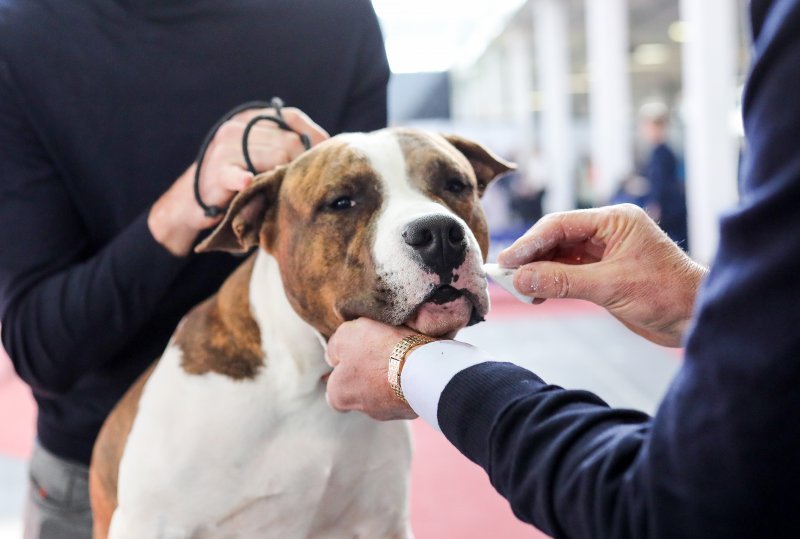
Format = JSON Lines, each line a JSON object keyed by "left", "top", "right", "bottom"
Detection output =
{"left": 0, "top": 0, "right": 388, "bottom": 465}
{"left": 438, "top": 1, "right": 800, "bottom": 537}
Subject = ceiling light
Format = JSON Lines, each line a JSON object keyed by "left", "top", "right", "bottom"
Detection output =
{"left": 633, "top": 43, "right": 671, "bottom": 66}
{"left": 668, "top": 21, "right": 690, "bottom": 43}
{"left": 372, "top": 0, "right": 527, "bottom": 73}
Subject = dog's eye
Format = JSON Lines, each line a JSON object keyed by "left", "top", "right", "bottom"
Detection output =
{"left": 329, "top": 197, "right": 356, "bottom": 211}
{"left": 445, "top": 178, "right": 468, "bottom": 194}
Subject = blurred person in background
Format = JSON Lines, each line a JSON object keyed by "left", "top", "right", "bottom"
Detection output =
{"left": 508, "top": 150, "right": 546, "bottom": 229}
{"left": 325, "top": 1, "right": 800, "bottom": 537}
{"left": 0, "top": 1, "right": 388, "bottom": 537}
{"left": 610, "top": 171, "right": 651, "bottom": 208}
{"left": 639, "top": 102, "right": 689, "bottom": 250}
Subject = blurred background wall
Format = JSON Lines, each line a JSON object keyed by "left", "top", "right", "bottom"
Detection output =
{"left": 376, "top": 0, "right": 751, "bottom": 265}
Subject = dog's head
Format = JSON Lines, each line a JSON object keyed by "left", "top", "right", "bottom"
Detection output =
{"left": 197, "top": 128, "right": 514, "bottom": 338}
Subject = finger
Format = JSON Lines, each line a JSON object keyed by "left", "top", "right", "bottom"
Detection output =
{"left": 228, "top": 110, "right": 312, "bottom": 146}
{"left": 325, "top": 329, "right": 341, "bottom": 368}
{"left": 231, "top": 107, "right": 279, "bottom": 125}
{"left": 282, "top": 108, "right": 330, "bottom": 146}
{"left": 241, "top": 144, "right": 292, "bottom": 173}
{"left": 242, "top": 123, "right": 307, "bottom": 152}
{"left": 326, "top": 319, "right": 359, "bottom": 367}
{"left": 498, "top": 209, "right": 606, "bottom": 268}
{"left": 325, "top": 387, "right": 350, "bottom": 413}
{"left": 513, "top": 260, "right": 613, "bottom": 304}
{"left": 217, "top": 166, "right": 254, "bottom": 193}
{"left": 324, "top": 346, "right": 339, "bottom": 368}
{"left": 246, "top": 132, "right": 307, "bottom": 163}
{"left": 199, "top": 165, "right": 252, "bottom": 204}
{"left": 324, "top": 369, "right": 354, "bottom": 412}
{"left": 232, "top": 108, "right": 329, "bottom": 147}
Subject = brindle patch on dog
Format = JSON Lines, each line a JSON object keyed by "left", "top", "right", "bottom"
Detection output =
{"left": 176, "top": 255, "right": 264, "bottom": 379}
{"left": 271, "top": 141, "right": 385, "bottom": 338}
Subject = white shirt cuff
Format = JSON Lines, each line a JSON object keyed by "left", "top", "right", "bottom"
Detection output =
{"left": 401, "top": 340, "right": 495, "bottom": 431}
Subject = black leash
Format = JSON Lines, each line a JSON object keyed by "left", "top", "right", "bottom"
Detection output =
{"left": 193, "top": 97, "right": 312, "bottom": 218}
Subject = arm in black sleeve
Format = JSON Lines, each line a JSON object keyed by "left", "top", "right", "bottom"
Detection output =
{"left": 0, "top": 61, "right": 188, "bottom": 395}
{"left": 336, "top": 0, "right": 390, "bottom": 133}
{"left": 436, "top": 2, "right": 800, "bottom": 537}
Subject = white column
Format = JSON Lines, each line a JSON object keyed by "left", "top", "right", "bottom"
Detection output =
{"left": 505, "top": 29, "right": 535, "bottom": 179}
{"left": 679, "top": 0, "right": 740, "bottom": 264}
{"left": 585, "top": 0, "right": 633, "bottom": 204}
{"left": 535, "top": 0, "right": 574, "bottom": 213}
{"left": 486, "top": 52, "right": 506, "bottom": 121}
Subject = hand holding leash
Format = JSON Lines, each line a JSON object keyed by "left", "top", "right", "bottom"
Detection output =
{"left": 193, "top": 97, "right": 320, "bottom": 218}
{"left": 147, "top": 99, "right": 328, "bottom": 256}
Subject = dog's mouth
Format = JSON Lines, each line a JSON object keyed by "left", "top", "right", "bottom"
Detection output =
{"left": 427, "top": 284, "right": 463, "bottom": 305}
{"left": 404, "top": 284, "right": 485, "bottom": 338}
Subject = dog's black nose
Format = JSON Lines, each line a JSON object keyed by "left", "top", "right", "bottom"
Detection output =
{"left": 402, "top": 215, "right": 467, "bottom": 283}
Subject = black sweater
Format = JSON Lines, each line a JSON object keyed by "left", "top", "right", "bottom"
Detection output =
{"left": 437, "top": 1, "right": 800, "bottom": 537}
{"left": 0, "top": 0, "right": 389, "bottom": 465}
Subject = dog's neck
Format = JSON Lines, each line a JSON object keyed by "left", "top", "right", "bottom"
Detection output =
{"left": 249, "top": 250, "right": 329, "bottom": 396}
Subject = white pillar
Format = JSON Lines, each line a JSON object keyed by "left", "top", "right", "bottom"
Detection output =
{"left": 585, "top": 0, "right": 633, "bottom": 204}
{"left": 679, "top": 0, "right": 740, "bottom": 264}
{"left": 505, "top": 29, "right": 535, "bottom": 179}
{"left": 535, "top": 0, "right": 574, "bottom": 213}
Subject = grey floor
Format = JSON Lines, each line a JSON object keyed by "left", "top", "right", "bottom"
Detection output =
{"left": 0, "top": 308, "right": 680, "bottom": 539}
{"left": 458, "top": 312, "right": 680, "bottom": 415}
{"left": 0, "top": 454, "right": 24, "bottom": 539}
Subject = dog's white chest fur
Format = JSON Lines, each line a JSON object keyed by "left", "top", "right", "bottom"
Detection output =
{"left": 108, "top": 253, "right": 412, "bottom": 539}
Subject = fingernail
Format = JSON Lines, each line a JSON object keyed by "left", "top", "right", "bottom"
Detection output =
{"left": 515, "top": 267, "right": 539, "bottom": 293}
{"left": 496, "top": 249, "right": 517, "bottom": 268}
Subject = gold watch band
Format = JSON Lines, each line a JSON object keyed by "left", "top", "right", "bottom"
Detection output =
{"left": 387, "top": 334, "right": 436, "bottom": 403}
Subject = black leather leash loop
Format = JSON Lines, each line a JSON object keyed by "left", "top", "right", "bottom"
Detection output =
{"left": 241, "top": 114, "right": 312, "bottom": 175}
{"left": 193, "top": 97, "right": 312, "bottom": 218}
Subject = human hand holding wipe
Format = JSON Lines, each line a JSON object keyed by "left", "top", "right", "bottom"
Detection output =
{"left": 495, "top": 204, "right": 707, "bottom": 347}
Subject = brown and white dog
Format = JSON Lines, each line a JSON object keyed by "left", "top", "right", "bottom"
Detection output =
{"left": 89, "top": 128, "right": 513, "bottom": 538}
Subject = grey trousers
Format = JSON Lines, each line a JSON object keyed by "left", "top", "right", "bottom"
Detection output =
{"left": 23, "top": 442, "right": 93, "bottom": 539}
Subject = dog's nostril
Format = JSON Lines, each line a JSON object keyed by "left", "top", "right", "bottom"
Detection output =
{"left": 448, "top": 224, "right": 465, "bottom": 244}
{"left": 403, "top": 227, "right": 433, "bottom": 247}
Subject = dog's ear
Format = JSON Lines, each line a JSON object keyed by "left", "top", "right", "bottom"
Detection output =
{"left": 442, "top": 134, "right": 516, "bottom": 196}
{"left": 195, "top": 166, "right": 286, "bottom": 254}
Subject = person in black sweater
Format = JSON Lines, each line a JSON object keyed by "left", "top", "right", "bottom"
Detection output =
{"left": 0, "top": 1, "right": 388, "bottom": 536}
{"left": 326, "top": 1, "right": 800, "bottom": 537}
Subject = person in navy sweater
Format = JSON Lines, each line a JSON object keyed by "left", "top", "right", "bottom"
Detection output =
{"left": 639, "top": 102, "right": 689, "bottom": 250}
{"left": 0, "top": 1, "right": 388, "bottom": 536}
{"left": 326, "top": 1, "right": 800, "bottom": 537}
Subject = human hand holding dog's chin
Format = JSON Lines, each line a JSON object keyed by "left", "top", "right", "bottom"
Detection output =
{"left": 325, "top": 318, "right": 422, "bottom": 421}
{"left": 148, "top": 107, "right": 329, "bottom": 256}
{"left": 498, "top": 204, "right": 707, "bottom": 348}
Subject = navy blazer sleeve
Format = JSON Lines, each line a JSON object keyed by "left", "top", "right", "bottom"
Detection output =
{"left": 436, "top": 1, "right": 800, "bottom": 537}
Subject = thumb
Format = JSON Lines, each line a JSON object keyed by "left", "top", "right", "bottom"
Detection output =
{"left": 513, "top": 261, "right": 612, "bottom": 305}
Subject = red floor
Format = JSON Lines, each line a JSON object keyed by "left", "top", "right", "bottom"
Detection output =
{"left": 0, "top": 359, "right": 35, "bottom": 461}
{"left": 0, "top": 286, "right": 558, "bottom": 538}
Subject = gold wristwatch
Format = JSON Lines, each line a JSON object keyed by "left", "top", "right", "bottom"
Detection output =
{"left": 387, "top": 334, "right": 436, "bottom": 403}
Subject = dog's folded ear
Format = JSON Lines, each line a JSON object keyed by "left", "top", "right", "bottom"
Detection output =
{"left": 195, "top": 166, "right": 286, "bottom": 254}
{"left": 442, "top": 134, "right": 516, "bottom": 196}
